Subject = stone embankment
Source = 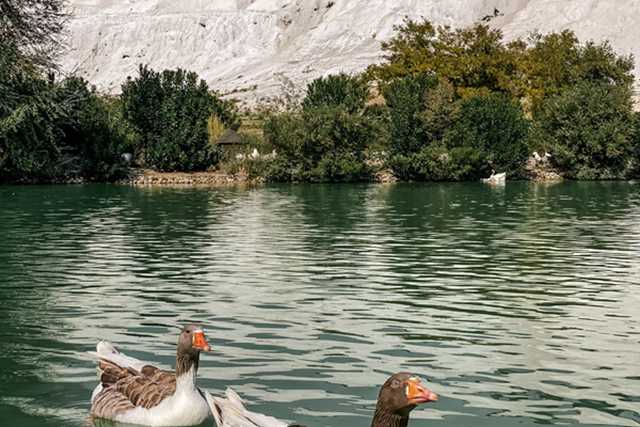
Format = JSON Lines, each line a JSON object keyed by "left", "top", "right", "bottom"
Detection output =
{"left": 121, "top": 169, "right": 263, "bottom": 186}
{"left": 524, "top": 153, "right": 563, "bottom": 182}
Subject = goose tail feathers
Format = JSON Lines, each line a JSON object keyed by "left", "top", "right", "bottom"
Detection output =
{"left": 205, "top": 388, "right": 292, "bottom": 427}
{"left": 88, "top": 340, "right": 149, "bottom": 375}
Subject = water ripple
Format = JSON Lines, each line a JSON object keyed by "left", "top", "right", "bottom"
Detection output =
{"left": 0, "top": 182, "right": 638, "bottom": 427}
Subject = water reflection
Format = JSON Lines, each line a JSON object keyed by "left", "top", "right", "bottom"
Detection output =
{"left": 0, "top": 182, "right": 638, "bottom": 427}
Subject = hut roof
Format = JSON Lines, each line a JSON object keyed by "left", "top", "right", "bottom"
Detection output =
{"left": 217, "top": 129, "right": 244, "bottom": 145}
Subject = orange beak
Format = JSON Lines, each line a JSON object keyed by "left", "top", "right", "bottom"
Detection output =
{"left": 406, "top": 377, "right": 438, "bottom": 404}
{"left": 192, "top": 330, "right": 212, "bottom": 352}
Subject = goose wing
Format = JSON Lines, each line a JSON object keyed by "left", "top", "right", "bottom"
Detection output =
{"left": 89, "top": 341, "right": 178, "bottom": 419}
{"left": 205, "top": 388, "right": 292, "bottom": 427}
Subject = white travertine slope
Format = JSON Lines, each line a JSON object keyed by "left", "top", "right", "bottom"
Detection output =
{"left": 60, "top": 0, "right": 639, "bottom": 103}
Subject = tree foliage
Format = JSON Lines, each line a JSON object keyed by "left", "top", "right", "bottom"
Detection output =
{"left": 0, "top": 47, "right": 130, "bottom": 182}
{"left": 369, "top": 19, "right": 523, "bottom": 97}
{"left": 519, "top": 31, "right": 635, "bottom": 112}
{"left": 120, "top": 65, "right": 238, "bottom": 171}
{"left": 530, "top": 81, "right": 637, "bottom": 179}
{"left": 0, "top": 0, "right": 67, "bottom": 67}
{"left": 383, "top": 73, "right": 436, "bottom": 157}
{"left": 264, "top": 74, "right": 381, "bottom": 182}
{"left": 302, "top": 73, "right": 368, "bottom": 113}
{"left": 446, "top": 93, "right": 529, "bottom": 177}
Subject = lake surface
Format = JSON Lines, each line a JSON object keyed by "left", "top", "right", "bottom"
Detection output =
{"left": 0, "top": 182, "right": 638, "bottom": 427}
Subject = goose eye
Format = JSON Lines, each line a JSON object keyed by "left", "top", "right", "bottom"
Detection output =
{"left": 185, "top": 329, "right": 191, "bottom": 333}
{"left": 391, "top": 379, "right": 401, "bottom": 388}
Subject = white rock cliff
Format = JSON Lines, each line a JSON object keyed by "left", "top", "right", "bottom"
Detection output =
{"left": 61, "top": 0, "right": 640, "bottom": 103}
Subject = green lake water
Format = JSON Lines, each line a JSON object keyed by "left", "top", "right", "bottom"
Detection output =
{"left": 0, "top": 182, "right": 638, "bottom": 427}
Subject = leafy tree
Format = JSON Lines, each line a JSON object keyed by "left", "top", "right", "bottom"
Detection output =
{"left": 120, "top": 65, "right": 238, "bottom": 171}
{"left": 446, "top": 93, "right": 529, "bottom": 177}
{"left": 368, "top": 19, "right": 523, "bottom": 96}
{"left": 530, "top": 81, "right": 636, "bottom": 179}
{"left": 0, "top": 0, "right": 67, "bottom": 67}
{"left": 520, "top": 31, "right": 635, "bottom": 113}
{"left": 383, "top": 73, "right": 437, "bottom": 158}
{"left": 302, "top": 73, "right": 368, "bottom": 113}
{"left": 0, "top": 48, "right": 129, "bottom": 182}
{"left": 264, "top": 107, "right": 376, "bottom": 182}
{"left": 53, "top": 77, "right": 132, "bottom": 180}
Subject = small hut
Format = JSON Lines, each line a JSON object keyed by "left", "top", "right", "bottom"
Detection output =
{"left": 216, "top": 129, "right": 246, "bottom": 158}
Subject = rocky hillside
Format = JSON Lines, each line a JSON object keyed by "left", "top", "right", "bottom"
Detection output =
{"left": 61, "top": 0, "right": 640, "bottom": 104}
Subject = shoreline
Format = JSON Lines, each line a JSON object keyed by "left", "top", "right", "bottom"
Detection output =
{"left": 1, "top": 169, "right": 569, "bottom": 186}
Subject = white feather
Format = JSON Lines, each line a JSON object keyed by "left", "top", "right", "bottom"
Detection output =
{"left": 206, "top": 388, "right": 289, "bottom": 427}
{"left": 87, "top": 340, "right": 150, "bottom": 373}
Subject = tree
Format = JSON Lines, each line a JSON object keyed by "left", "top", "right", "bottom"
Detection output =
{"left": 0, "top": 0, "right": 68, "bottom": 67}
{"left": 520, "top": 30, "right": 635, "bottom": 113}
{"left": 53, "top": 77, "right": 132, "bottom": 180}
{"left": 264, "top": 107, "right": 376, "bottom": 182}
{"left": 120, "top": 65, "right": 238, "bottom": 171}
{"left": 264, "top": 74, "right": 384, "bottom": 182}
{"left": 1, "top": 48, "right": 129, "bottom": 182}
{"left": 383, "top": 73, "right": 437, "bottom": 158}
{"left": 302, "top": 73, "right": 368, "bottom": 113}
{"left": 530, "top": 81, "right": 636, "bottom": 179}
{"left": 446, "top": 93, "right": 529, "bottom": 177}
{"left": 368, "top": 19, "right": 523, "bottom": 97}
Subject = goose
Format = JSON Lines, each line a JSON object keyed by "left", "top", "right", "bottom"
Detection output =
{"left": 481, "top": 171, "right": 506, "bottom": 185}
{"left": 204, "top": 372, "right": 438, "bottom": 427}
{"left": 88, "top": 325, "right": 213, "bottom": 427}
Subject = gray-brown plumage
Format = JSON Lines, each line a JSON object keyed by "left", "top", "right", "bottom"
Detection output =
{"left": 89, "top": 324, "right": 213, "bottom": 426}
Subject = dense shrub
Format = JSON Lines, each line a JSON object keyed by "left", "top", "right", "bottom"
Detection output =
{"left": 0, "top": 46, "right": 129, "bottom": 182}
{"left": 264, "top": 107, "right": 376, "bottom": 182}
{"left": 383, "top": 73, "right": 437, "bottom": 157}
{"left": 53, "top": 77, "right": 133, "bottom": 180}
{"left": 446, "top": 93, "right": 529, "bottom": 177}
{"left": 262, "top": 74, "right": 383, "bottom": 182}
{"left": 120, "top": 65, "right": 238, "bottom": 171}
{"left": 530, "top": 81, "right": 636, "bottom": 179}
{"left": 302, "top": 73, "right": 368, "bottom": 113}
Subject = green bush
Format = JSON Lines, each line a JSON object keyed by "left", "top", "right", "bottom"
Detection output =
{"left": 0, "top": 47, "right": 129, "bottom": 182}
{"left": 264, "top": 107, "right": 376, "bottom": 182}
{"left": 53, "top": 77, "right": 132, "bottom": 181}
{"left": 302, "top": 73, "right": 368, "bottom": 113}
{"left": 445, "top": 93, "right": 529, "bottom": 177}
{"left": 120, "top": 65, "right": 238, "bottom": 171}
{"left": 530, "top": 81, "right": 636, "bottom": 179}
{"left": 383, "top": 73, "right": 437, "bottom": 157}
{"left": 389, "top": 144, "right": 484, "bottom": 182}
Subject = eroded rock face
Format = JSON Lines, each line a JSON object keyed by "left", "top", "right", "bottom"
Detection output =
{"left": 60, "top": 0, "right": 640, "bottom": 104}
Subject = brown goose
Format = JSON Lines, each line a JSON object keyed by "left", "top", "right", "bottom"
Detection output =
{"left": 89, "top": 325, "right": 212, "bottom": 426}
{"left": 204, "top": 372, "right": 438, "bottom": 427}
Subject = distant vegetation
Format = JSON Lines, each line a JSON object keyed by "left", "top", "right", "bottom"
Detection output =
{"left": 120, "top": 65, "right": 238, "bottom": 172}
{"left": 1, "top": 6, "right": 639, "bottom": 183}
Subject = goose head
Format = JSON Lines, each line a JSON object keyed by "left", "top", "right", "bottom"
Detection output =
{"left": 178, "top": 324, "right": 212, "bottom": 356}
{"left": 376, "top": 373, "right": 438, "bottom": 417}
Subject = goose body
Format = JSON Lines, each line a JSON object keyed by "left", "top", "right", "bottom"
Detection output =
{"left": 482, "top": 171, "right": 506, "bottom": 185}
{"left": 89, "top": 326, "right": 212, "bottom": 427}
